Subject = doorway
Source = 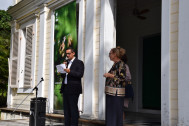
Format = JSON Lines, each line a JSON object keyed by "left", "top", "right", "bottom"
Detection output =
{"left": 116, "top": 0, "right": 161, "bottom": 113}
{"left": 142, "top": 34, "right": 161, "bottom": 110}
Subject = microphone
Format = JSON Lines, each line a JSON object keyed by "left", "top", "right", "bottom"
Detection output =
{"left": 41, "top": 77, "right": 44, "bottom": 81}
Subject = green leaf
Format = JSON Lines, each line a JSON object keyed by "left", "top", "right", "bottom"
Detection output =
{"left": 0, "top": 10, "right": 11, "bottom": 88}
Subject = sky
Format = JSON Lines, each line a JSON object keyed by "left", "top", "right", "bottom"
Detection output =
{"left": 0, "top": 0, "right": 14, "bottom": 10}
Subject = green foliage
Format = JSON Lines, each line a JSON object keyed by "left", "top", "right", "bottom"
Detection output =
{"left": 54, "top": 84, "right": 63, "bottom": 110}
{"left": 0, "top": 10, "right": 12, "bottom": 107}
{"left": 54, "top": 1, "right": 77, "bottom": 110}
{"left": 54, "top": 1, "right": 77, "bottom": 65}
{"left": 0, "top": 10, "right": 11, "bottom": 32}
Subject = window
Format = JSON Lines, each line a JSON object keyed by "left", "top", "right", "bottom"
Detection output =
{"left": 10, "top": 19, "right": 36, "bottom": 91}
{"left": 23, "top": 25, "right": 33, "bottom": 88}
{"left": 10, "top": 32, "right": 20, "bottom": 88}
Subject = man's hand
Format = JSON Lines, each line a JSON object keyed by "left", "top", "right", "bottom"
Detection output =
{"left": 64, "top": 68, "right": 70, "bottom": 73}
{"left": 63, "top": 61, "right": 67, "bottom": 66}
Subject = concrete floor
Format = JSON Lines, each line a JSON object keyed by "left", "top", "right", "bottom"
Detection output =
{"left": 0, "top": 112, "right": 161, "bottom": 126}
{"left": 124, "top": 112, "right": 161, "bottom": 126}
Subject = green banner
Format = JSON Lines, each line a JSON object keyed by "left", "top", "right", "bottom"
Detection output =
{"left": 54, "top": 1, "right": 77, "bottom": 110}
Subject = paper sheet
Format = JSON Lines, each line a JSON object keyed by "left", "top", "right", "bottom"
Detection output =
{"left": 56, "top": 64, "right": 66, "bottom": 73}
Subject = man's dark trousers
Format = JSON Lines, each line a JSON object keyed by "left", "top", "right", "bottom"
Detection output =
{"left": 63, "top": 92, "right": 79, "bottom": 126}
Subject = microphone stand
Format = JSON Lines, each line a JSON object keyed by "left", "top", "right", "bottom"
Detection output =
{"left": 13, "top": 77, "right": 44, "bottom": 126}
{"left": 34, "top": 78, "right": 43, "bottom": 126}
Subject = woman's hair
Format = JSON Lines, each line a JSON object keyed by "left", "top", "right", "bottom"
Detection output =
{"left": 111, "top": 46, "right": 125, "bottom": 59}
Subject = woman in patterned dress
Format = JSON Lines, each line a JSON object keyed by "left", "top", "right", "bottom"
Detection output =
{"left": 103, "top": 47, "right": 126, "bottom": 126}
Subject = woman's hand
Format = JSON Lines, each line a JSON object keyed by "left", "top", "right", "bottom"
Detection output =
{"left": 103, "top": 73, "right": 114, "bottom": 78}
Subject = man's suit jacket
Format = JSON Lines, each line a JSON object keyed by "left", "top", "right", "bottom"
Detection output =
{"left": 60, "top": 58, "right": 84, "bottom": 94}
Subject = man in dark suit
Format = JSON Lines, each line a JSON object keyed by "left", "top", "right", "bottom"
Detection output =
{"left": 60, "top": 47, "right": 84, "bottom": 126}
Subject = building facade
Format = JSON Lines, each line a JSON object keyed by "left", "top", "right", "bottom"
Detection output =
{"left": 3, "top": 0, "right": 189, "bottom": 125}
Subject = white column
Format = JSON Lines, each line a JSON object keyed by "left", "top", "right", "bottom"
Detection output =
{"left": 178, "top": 1, "right": 189, "bottom": 125}
{"left": 37, "top": 4, "right": 48, "bottom": 97}
{"left": 83, "top": 0, "right": 96, "bottom": 117}
{"left": 98, "top": 0, "right": 115, "bottom": 120}
{"left": 161, "top": 0, "right": 171, "bottom": 125}
{"left": 48, "top": 10, "right": 55, "bottom": 113}
{"left": 78, "top": 0, "right": 85, "bottom": 112}
{"left": 7, "top": 21, "right": 16, "bottom": 108}
{"left": 78, "top": 1, "right": 85, "bottom": 60}
{"left": 7, "top": 58, "right": 12, "bottom": 108}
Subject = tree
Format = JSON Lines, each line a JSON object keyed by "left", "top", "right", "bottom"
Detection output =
{"left": 0, "top": 10, "right": 12, "bottom": 107}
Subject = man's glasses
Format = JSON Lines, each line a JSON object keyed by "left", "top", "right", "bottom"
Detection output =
{"left": 66, "top": 52, "right": 72, "bottom": 55}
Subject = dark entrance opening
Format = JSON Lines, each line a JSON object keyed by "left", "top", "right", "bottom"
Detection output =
{"left": 116, "top": 0, "right": 161, "bottom": 113}
{"left": 142, "top": 34, "right": 161, "bottom": 110}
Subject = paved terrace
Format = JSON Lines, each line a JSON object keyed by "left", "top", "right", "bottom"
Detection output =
{"left": 0, "top": 108, "right": 161, "bottom": 126}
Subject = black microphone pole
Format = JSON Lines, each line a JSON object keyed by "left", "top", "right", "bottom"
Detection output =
{"left": 34, "top": 77, "right": 44, "bottom": 126}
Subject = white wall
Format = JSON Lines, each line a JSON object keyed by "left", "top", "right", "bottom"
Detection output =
{"left": 178, "top": 0, "right": 189, "bottom": 125}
